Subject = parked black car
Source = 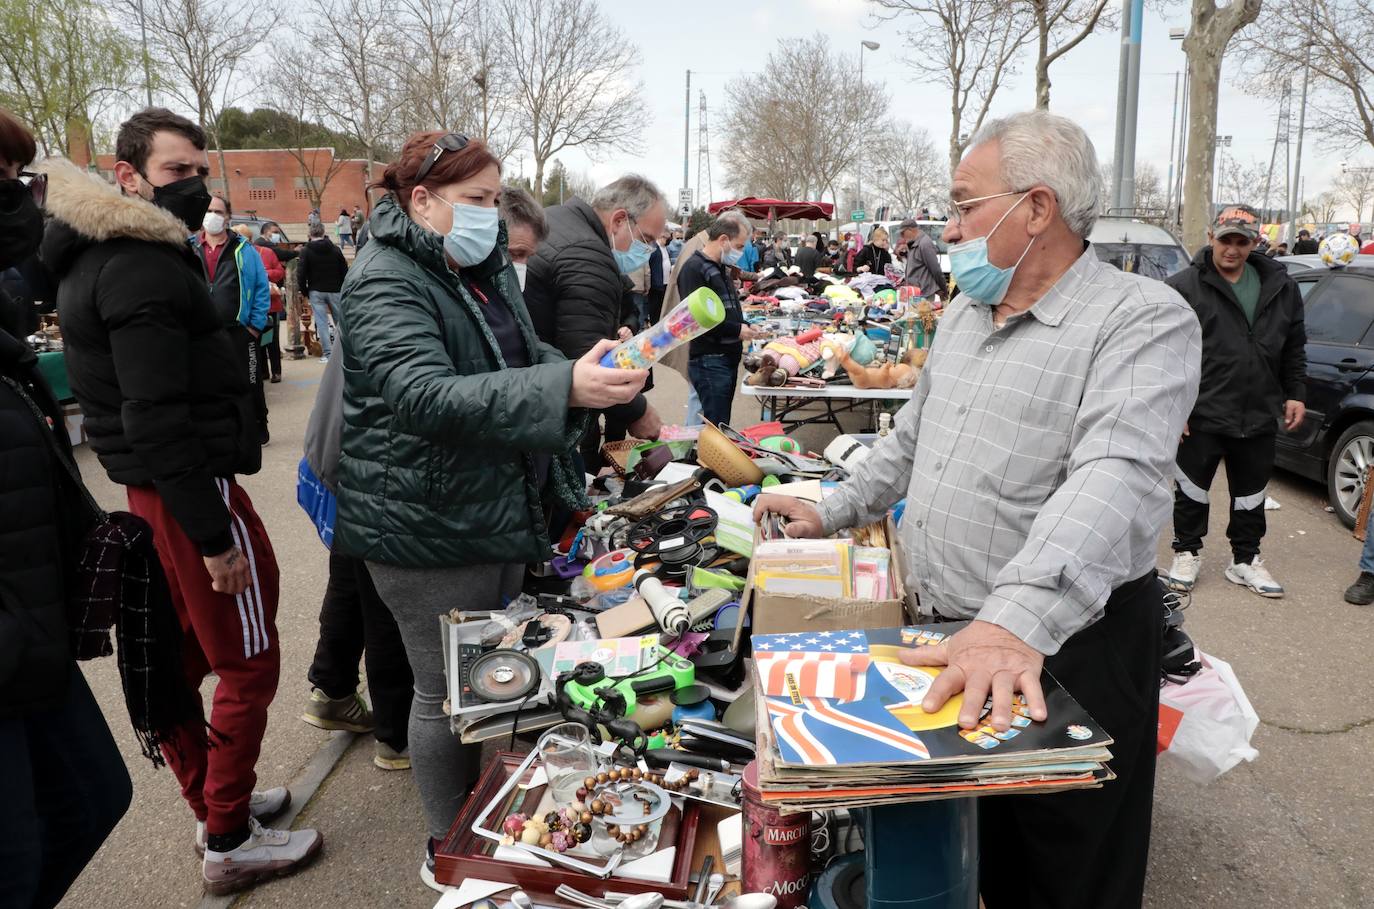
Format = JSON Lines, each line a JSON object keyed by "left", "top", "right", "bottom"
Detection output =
{"left": 1273, "top": 258, "right": 1374, "bottom": 527}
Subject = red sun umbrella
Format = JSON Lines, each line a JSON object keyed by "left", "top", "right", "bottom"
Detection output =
{"left": 707, "top": 197, "right": 835, "bottom": 222}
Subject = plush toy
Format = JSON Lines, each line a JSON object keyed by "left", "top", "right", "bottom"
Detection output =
{"left": 744, "top": 327, "right": 827, "bottom": 386}
{"left": 829, "top": 344, "right": 924, "bottom": 389}
{"left": 818, "top": 332, "right": 879, "bottom": 379}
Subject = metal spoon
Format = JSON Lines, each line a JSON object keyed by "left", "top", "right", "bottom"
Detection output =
{"left": 617, "top": 894, "right": 665, "bottom": 909}
{"left": 511, "top": 893, "right": 534, "bottom": 909}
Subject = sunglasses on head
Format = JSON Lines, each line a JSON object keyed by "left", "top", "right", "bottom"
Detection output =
{"left": 0, "top": 171, "right": 46, "bottom": 214}
{"left": 415, "top": 133, "right": 470, "bottom": 185}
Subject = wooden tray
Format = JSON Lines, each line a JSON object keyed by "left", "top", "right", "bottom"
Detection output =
{"left": 436, "top": 751, "right": 700, "bottom": 900}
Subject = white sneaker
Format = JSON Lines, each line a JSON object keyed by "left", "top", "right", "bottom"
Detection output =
{"left": 195, "top": 787, "right": 293, "bottom": 855}
{"left": 318, "top": 356, "right": 330, "bottom": 363}
{"left": 202, "top": 817, "right": 323, "bottom": 895}
{"left": 1225, "top": 557, "right": 1285, "bottom": 598}
{"left": 1165, "top": 551, "right": 1201, "bottom": 591}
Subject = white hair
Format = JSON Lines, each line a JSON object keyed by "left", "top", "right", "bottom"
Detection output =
{"left": 969, "top": 110, "right": 1101, "bottom": 238}
{"left": 716, "top": 209, "right": 751, "bottom": 238}
{"left": 590, "top": 174, "right": 668, "bottom": 221}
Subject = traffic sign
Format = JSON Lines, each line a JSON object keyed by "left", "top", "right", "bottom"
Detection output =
{"left": 851, "top": 210, "right": 866, "bottom": 221}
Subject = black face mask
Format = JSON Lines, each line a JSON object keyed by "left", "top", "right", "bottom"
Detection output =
{"left": 0, "top": 184, "right": 44, "bottom": 271}
{"left": 144, "top": 172, "right": 212, "bottom": 233}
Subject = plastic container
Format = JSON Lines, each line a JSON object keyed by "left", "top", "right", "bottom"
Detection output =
{"left": 600, "top": 286, "right": 725, "bottom": 369}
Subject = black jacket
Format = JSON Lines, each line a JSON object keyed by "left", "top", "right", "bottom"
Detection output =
{"left": 795, "top": 245, "right": 826, "bottom": 280}
{"left": 39, "top": 159, "right": 260, "bottom": 556}
{"left": 854, "top": 243, "right": 892, "bottom": 275}
{"left": 678, "top": 250, "right": 745, "bottom": 360}
{"left": 524, "top": 197, "right": 647, "bottom": 425}
{"left": 298, "top": 237, "right": 349, "bottom": 296}
{"left": 0, "top": 302, "right": 86, "bottom": 716}
{"left": 1291, "top": 238, "right": 1319, "bottom": 255}
{"left": 1165, "top": 247, "right": 1307, "bottom": 437}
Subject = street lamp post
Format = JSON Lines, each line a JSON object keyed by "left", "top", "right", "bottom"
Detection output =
{"left": 137, "top": 0, "right": 153, "bottom": 107}
{"left": 856, "top": 40, "right": 879, "bottom": 238}
{"left": 1288, "top": 25, "right": 1312, "bottom": 243}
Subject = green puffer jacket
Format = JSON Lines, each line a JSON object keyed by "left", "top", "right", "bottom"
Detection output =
{"left": 334, "top": 195, "right": 589, "bottom": 568}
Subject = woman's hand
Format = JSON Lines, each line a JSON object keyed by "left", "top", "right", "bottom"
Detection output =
{"left": 570, "top": 339, "right": 649, "bottom": 409}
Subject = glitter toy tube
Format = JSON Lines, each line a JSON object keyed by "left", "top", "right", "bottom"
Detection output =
{"left": 600, "top": 286, "right": 725, "bottom": 369}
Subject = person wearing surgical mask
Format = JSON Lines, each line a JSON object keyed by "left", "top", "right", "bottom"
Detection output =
{"left": 523, "top": 174, "right": 669, "bottom": 468}
{"left": 496, "top": 184, "right": 547, "bottom": 292}
{"left": 192, "top": 192, "right": 272, "bottom": 443}
{"left": 334, "top": 132, "right": 648, "bottom": 894}
{"left": 679, "top": 214, "right": 758, "bottom": 426}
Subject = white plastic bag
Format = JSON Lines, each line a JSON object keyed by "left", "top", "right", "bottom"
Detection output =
{"left": 1157, "top": 652, "right": 1259, "bottom": 783}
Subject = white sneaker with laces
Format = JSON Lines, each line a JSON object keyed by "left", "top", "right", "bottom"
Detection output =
{"left": 1225, "top": 557, "right": 1285, "bottom": 598}
{"left": 202, "top": 817, "right": 323, "bottom": 896}
{"left": 195, "top": 787, "right": 293, "bottom": 855}
{"left": 1165, "top": 551, "right": 1201, "bottom": 591}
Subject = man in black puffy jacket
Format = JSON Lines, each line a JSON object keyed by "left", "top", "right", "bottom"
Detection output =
{"left": 524, "top": 175, "right": 667, "bottom": 464}
{"left": 1163, "top": 205, "right": 1307, "bottom": 599}
{"left": 39, "top": 108, "right": 320, "bottom": 893}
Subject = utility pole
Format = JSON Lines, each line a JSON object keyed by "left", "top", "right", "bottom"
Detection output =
{"left": 1288, "top": 29, "right": 1311, "bottom": 242}
{"left": 1110, "top": 0, "right": 1145, "bottom": 211}
{"left": 697, "top": 91, "right": 713, "bottom": 202}
{"left": 1263, "top": 79, "right": 1292, "bottom": 223}
{"left": 1165, "top": 71, "right": 1180, "bottom": 219}
{"left": 137, "top": 0, "right": 153, "bottom": 106}
{"left": 857, "top": 40, "right": 880, "bottom": 235}
{"left": 682, "top": 70, "right": 691, "bottom": 219}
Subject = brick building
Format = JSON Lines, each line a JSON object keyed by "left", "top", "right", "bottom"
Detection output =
{"left": 91, "top": 147, "right": 381, "bottom": 226}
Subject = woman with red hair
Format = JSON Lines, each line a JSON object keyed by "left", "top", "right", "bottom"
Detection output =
{"left": 332, "top": 131, "right": 647, "bottom": 892}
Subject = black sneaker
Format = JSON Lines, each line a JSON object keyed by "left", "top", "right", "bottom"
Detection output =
{"left": 1345, "top": 572, "right": 1374, "bottom": 605}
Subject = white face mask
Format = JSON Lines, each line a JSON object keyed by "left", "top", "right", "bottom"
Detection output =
{"left": 203, "top": 212, "right": 226, "bottom": 235}
{"left": 513, "top": 261, "right": 528, "bottom": 290}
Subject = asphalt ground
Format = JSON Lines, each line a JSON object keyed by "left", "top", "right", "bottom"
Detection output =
{"left": 58, "top": 357, "right": 1374, "bottom": 908}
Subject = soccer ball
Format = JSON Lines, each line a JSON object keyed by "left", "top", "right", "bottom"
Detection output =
{"left": 1320, "top": 233, "right": 1359, "bottom": 268}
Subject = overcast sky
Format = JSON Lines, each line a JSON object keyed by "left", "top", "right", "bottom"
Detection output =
{"left": 541, "top": 0, "right": 1366, "bottom": 221}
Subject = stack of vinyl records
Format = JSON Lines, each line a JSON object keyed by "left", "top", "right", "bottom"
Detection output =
{"left": 751, "top": 623, "right": 1115, "bottom": 813}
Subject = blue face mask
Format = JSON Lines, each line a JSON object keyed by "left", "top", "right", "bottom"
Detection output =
{"left": 425, "top": 194, "right": 499, "bottom": 268}
{"left": 614, "top": 239, "right": 652, "bottom": 274}
{"left": 722, "top": 244, "right": 743, "bottom": 267}
{"left": 612, "top": 215, "right": 653, "bottom": 273}
{"left": 947, "top": 193, "right": 1033, "bottom": 306}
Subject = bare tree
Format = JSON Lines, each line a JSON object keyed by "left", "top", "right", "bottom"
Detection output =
{"left": 300, "top": 0, "right": 401, "bottom": 187}
{"left": 870, "top": 0, "right": 1034, "bottom": 173}
{"left": 1099, "top": 158, "right": 1167, "bottom": 216}
{"left": 1019, "top": 0, "right": 1114, "bottom": 109}
{"left": 0, "top": 0, "right": 141, "bottom": 157}
{"left": 1215, "top": 155, "right": 1267, "bottom": 208}
{"left": 1179, "top": 0, "right": 1261, "bottom": 249}
{"left": 392, "top": 0, "right": 479, "bottom": 134}
{"left": 870, "top": 120, "right": 947, "bottom": 215}
{"left": 1334, "top": 166, "right": 1374, "bottom": 223}
{"left": 721, "top": 34, "right": 886, "bottom": 205}
{"left": 130, "top": 0, "right": 274, "bottom": 206}
{"left": 497, "top": 0, "right": 646, "bottom": 195}
{"left": 1308, "top": 191, "right": 1341, "bottom": 226}
{"left": 265, "top": 47, "right": 353, "bottom": 210}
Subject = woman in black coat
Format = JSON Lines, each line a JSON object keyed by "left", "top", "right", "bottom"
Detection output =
{"left": 853, "top": 225, "right": 894, "bottom": 275}
{"left": 0, "top": 107, "right": 131, "bottom": 909}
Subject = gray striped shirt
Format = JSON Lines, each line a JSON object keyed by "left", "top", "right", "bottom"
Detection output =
{"left": 818, "top": 247, "right": 1202, "bottom": 654}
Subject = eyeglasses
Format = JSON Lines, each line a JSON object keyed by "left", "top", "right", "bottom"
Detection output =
{"left": 0, "top": 171, "right": 46, "bottom": 214}
{"left": 947, "top": 188, "right": 1029, "bottom": 226}
{"left": 415, "top": 133, "right": 470, "bottom": 185}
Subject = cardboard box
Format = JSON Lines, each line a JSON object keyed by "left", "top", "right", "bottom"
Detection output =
{"left": 733, "top": 515, "right": 915, "bottom": 650}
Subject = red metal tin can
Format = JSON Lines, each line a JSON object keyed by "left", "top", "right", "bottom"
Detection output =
{"left": 741, "top": 761, "right": 812, "bottom": 909}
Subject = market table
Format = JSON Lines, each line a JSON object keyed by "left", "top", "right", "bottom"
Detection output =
{"left": 739, "top": 382, "right": 912, "bottom": 433}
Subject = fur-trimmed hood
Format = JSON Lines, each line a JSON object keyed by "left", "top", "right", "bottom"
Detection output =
{"left": 38, "top": 157, "right": 191, "bottom": 279}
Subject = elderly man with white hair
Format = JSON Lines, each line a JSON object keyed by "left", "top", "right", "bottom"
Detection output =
{"left": 754, "top": 110, "right": 1202, "bottom": 908}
